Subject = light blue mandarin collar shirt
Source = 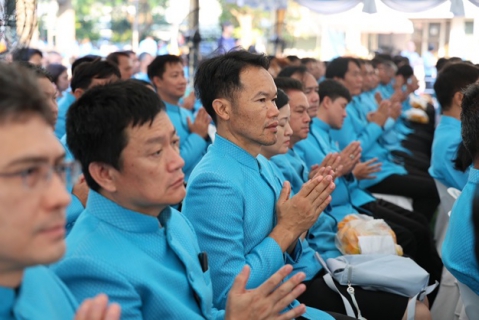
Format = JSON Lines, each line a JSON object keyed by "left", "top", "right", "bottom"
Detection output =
{"left": 0, "top": 266, "right": 77, "bottom": 320}
{"left": 183, "top": 134, "right": 333, "bottom": 320}
{"left": 429, "top": 115, "right": 469, "bottom": 190}
{"left": 164, "top": 102, "right": 209, "bottom": 182}
{"left": 55, "top": 92, "right": 76, "bottom": 139}
{"left": 53, "top": 191, "right": 223, "bottom": 320}
{"left": 443, "top": 168, "right": 479, "bottom": 295}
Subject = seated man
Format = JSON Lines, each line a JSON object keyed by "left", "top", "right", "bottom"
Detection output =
{"left": 182, "top": 50, "right": 339, "bottom": 320}
{"left": 148, "top": 55, "right": 210, "bottom": 181}
{"left": 54, "top": 55, "right": 102, "bottom": 139}
{"left": 0, "top": 62, "right": 120, "bottom": 320}
{"left": 327, "top": 57, "right": 439, "bottom": 221}
{"left": 442, "top": 82, "right": 479, "bottom": 319}
{"left": 429, "top": 63, "right": 479, "bottom": 190}
{"left": 52, "top": 79, "right": 311, "bottom": 320}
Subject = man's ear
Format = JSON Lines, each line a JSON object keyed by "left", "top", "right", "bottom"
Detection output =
{"left": 322, "top": 96, "right": 333, "bottom": 109}
{"left": 88, "top": 162, "right": 118, "bottom": 193}
{"left": 73, "top": 88, "right": 84, "bottom": 100}
{"left": 212, "top": 98, "right": 231, "bottom": 121}
{"left": 152, "top": 76, "right": 162, "bottom": 90}
{"left": 453, "top": 91, "right": 464, "bottom": 108}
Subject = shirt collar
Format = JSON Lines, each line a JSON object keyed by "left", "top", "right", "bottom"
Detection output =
{"left": 213, "top": 134, "right": 260, "bottom": 171}
{"left": 311, "top": 117, "right": 331, "bottom": 134}
{"left": 85, "top": 191, "right": 169, "bottom": 233}
{"left": 440, "top": 115, "right": 461, "bottom": 127}
{"left": 164, "top": 101, "right": 180, "bottom": 111}
{"left": 468, "top": 168, "right": 479, "bottom": 184}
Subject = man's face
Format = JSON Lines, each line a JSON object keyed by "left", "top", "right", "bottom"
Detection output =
{"left": 227, "top": 66, "right": 279, "bottom": 149}
{"left": 107, "top": 112, "right": 185, "bottom": 215}
{"left": 361, "top": 63, "right": 375, "bottom": 92}
{"left": 293, "top": 72, "right": 320, "bottom": 118}
{"left": 376, "top": 63, "right": 393, "bottom": 85}
{"left": 37, "top": 77, "right": 58, "bottom": 126}
{"left": 326, "top": 96, "right": 348, "bottom": 129}
{"left": 339, "top": 61, "right": 363, "bottom": 96}
{"left": 130, "top": 53, "right": 140, "bottom": 75}
{"left": 287, "top": 89, "right": 311, "bottom": 146}
{"left": 0, "top": 116, "right": 70, "bottom": 275}
{"left": 260, "top": 104, "right": 293, "bottom": 157}
{"left": 118, "top": 55, "right": 134, "bottom": 80}
{"left": 28, "top": 54, "right": 43, "bottom": 67}
{"left": 306, "top": 61, "right": 322, "bottom": 81}
{"left": 155, "top": 62, "right": 188, "bottom": 102}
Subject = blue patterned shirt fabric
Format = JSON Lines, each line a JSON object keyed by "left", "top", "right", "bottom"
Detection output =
{"left": 52, "top": 191, "right": 224, "bottom": 320}
{"left": 442, "top": 168, "right": 479, "bottom": 295}
{"left": 330, "top": 97, "right": 407, "bottom": 189}
{"left": 0, "top": 266, "right": 77, "bottom": 320}
{"left": 183, "top": 134, "right": 333, "bottom": 320}
{"left": 429, "top": 115, "right": 469, "bottom": 190}
{"left": 164, "top": 102, "right": 209, "bottom": 182}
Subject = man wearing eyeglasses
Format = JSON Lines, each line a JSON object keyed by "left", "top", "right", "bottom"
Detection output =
{"left": 0, "top": 63, "right": 121, "bottom": 319}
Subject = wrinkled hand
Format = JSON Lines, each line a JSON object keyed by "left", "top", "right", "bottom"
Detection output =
{"left": 352, "top": 158, "right": 382, "bottom": 180}
{"left": 187, "top": 107, "right": 210, "bottom": 139}
{"left": 275, "top": 169, "right": 335, "bottom": 243}
{"left": 225, "top": 265, "right": 307, "bottom": 320}
{"left": 74, "top": 294, "right": 121, "bottom": 320}
{"left": 406, "top": 76, "right": 419, "bottom": 94}
{"left": 393, "top": 75, "right": 405, "bottom": 91}
{"left": 337, "top": 142, "right": 362, "bottom": 176}
{"left": 374, "top": 91, "right": 383, "bottom": 105}
{"left": 72, "top": 174, "right": 89, "bottom": 207}
{"left": 181, "top": 91, "right": 196, "bottom": 110}
{"left": 367, "top": 100, "right": 390, "bottom": 127}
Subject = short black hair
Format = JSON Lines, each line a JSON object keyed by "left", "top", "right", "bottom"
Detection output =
{"left": 147, "top": 55, "right": 183, "bottom": 82}
{"left": 319, "top": 79, "right": 352, "bottom": 104}
{"left": 46, "top": 63, "right": 67, "bottom": 85}
{"left": 461, "top": 83, "right": 479, "bottom": 161}
{"left": 274, "top": 77, "right": 303, "bottom": 92}
{"left": 66, "top": 80, "right": 165, "bottom": 192}
{"left": 71, "top": 55, "right": 100, "bottom": 74}
{"left": 276, "top": 89, "right": 289, "bottom": 110}
{"left": 436, "top": 57, "right": 449, "bottom": 72}
{"left": 300, "top": 58, "right": 317, "bottom": 65}
{"left": 106, "top": 51, "right": 131, "bottom": 66}
{"left": 277, "top": 65, "right": 308, "bottom": 78}
{"left": 0, "top": 63, "right": 53, "bottom": 126}
{"left": 194, "top": 50, "right": 270, "bottom": 123}
{"left": 12, "top": 47, "right": 43, "bottom": 62}
{"left": 396, "top": 64, "right": 414, "bottom": 79}
{"left": 71, "top": 59, "right": 120, "bottom": 92}
{"left": 16, "top": 62, "right": 53, "bottom": 82}
{"left": 286, "top": 55, "right": 300, "bottom": 63}
{"left": 325, "top": 57, "right": 360, "bottom": 80}
{"left": 434, "top": 63, "right": 479, "bottom": 110}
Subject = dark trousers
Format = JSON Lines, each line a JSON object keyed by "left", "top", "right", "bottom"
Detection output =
{"left": 299, "top": 270, "right": 408, "bottom": 320}
{"left": 367, "top": 174, "right": 440, "bottom": 222}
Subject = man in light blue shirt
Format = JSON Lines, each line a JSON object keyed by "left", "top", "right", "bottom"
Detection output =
{"left": 429, "top": 63, "right": 479, "bottom": 190}
{"left": 183, "top": 50, "right": 343, "bottom": 319}
{"left": 326, "top": 57, "right": 439, "bottom": 221}
{"left": 148, "top": 55, "right": 210, "bottom": 181}
{"left": 52, "top": 79, "right": 313, "bottom": 320}
{"left": 442, "top": 83, "right": 479, "bottom": 319}
{"left": 0, "top": 63, "right": 120, "bottom": 320}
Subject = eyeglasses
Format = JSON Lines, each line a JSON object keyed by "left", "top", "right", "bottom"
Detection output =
{"left": 0, "top": 160, "right": 81, "bottom": 191}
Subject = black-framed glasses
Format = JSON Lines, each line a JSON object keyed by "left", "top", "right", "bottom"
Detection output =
{"left": 0, "top": 160, "right": 82, "bottom": 191}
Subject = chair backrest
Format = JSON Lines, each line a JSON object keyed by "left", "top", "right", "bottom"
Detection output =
{"left": 435, "top": 179, "right": 456, "bottom": 217}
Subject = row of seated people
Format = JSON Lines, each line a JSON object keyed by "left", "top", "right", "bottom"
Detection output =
{"left": 3, "top": 49, "right": 479, "bottom": 319}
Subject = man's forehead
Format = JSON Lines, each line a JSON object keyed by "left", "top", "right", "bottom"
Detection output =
{"left": 0, "top": 119, "right": 64, "bottom": 167}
